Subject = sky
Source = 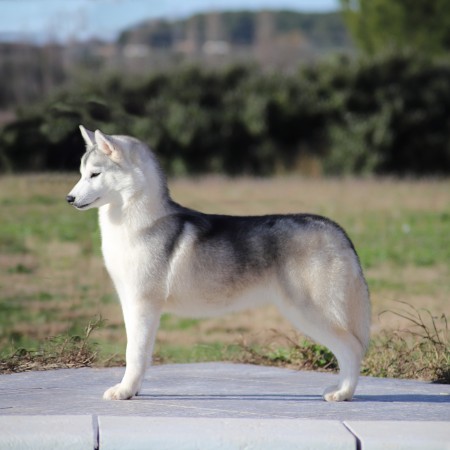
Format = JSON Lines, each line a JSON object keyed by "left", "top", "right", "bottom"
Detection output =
{"left": 0, "top": 0, "right": 339, "bottom": 42}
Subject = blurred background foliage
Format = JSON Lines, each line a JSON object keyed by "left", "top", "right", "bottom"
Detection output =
{"left": 1, "top": 3, "right": 450, "bottom": 176}
{"left": 340, "top": 0, "right": 450, "bottom": 56}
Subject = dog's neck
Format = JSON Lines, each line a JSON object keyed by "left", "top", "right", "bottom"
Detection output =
{"left": 98, "top": 163, "right": 177, "bottom": 230}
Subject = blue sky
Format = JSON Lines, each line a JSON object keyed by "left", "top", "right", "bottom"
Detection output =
{"left": 0, "top": 0, "right": 339, "bottom": 42}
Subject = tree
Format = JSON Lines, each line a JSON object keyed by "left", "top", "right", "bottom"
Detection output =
{"left": 340, "top": 0, "right": 450, "bottom": 55}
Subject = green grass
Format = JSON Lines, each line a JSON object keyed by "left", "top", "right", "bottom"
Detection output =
{"left": 160, "top": 314, "right": 201, "bottom": 331}
{"left": 154, "top": 342, "right": 243, "bottom": 364}
{"left": 0, "top": 175, "right": 448, "bottom": 382}
{"left": 350, "top": 211, "right": 450, "bottom": 268}
{"left": 0, "top": 191, "right": 99, "bottom": 254}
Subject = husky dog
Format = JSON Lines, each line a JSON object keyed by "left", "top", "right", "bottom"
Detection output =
{"left": 67, "top": 126, "right": 370, "bottom": 402}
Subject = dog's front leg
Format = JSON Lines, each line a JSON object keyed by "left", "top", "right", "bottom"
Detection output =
{"left": 103, "top": 299, "right": 161, "bottom": 400}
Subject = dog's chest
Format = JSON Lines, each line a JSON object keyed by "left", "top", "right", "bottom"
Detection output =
{"left": 98, "top": 214, "right": 167, "bottom": 293}
{"left": 100, "top": 222, "right": 131, "bottom": 278}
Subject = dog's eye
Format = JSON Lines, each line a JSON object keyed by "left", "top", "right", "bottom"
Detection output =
{"left": 90, "top": 172, "right": 101, "bottom": 178}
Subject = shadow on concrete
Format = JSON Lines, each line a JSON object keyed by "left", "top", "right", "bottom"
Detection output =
{"left": 354, "top": 394, "right": 450, "bottom": 403}
{"left": 136, "top": 394, "right": 322, "bottom": 401}
{"left": 136, "top": 393, "right": 450, "bottom": 404}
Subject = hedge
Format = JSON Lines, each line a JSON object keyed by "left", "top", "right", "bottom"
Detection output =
{"left": 1, "top": 52, "right": 450, "bottom": 176}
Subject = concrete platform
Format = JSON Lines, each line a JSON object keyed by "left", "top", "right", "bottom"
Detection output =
{"left": 0, "top": 363, "right": 449, "bottom": 449}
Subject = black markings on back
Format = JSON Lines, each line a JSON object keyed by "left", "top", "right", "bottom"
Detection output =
{"left": 149, "top": 210, "right": 360, "bottom": 280}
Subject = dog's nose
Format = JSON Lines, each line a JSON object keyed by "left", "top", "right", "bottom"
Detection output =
{"left": 66, "top": 195, "right": 75, "bottom": 204}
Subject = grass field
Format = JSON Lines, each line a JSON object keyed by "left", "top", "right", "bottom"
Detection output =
{"left": 0, "top": 174, "right": 449, "bottom": 380}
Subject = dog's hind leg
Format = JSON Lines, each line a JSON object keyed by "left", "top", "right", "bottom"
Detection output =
{"left": 317, "top": 330, "right": 364, "bottom": 402}
{"left": 277, "top": 298, "right": 365, "bottom": 402}
{"left": 276, "top": 247, "right": 370, "bottom": 401}
{"left": 103, "top": 299, "right": 161, "bottom": 400}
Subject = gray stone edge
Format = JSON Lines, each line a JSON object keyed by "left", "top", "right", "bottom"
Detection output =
{"left": 1, "top": 416, "right": 449, "bottom": 450}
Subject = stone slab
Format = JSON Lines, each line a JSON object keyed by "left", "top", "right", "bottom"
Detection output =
{"left": 0, "top": 415, "right": 94, "bottom": 450}
{"left": 99, "top": 417, "right": 355, "bottom": 450}
{"left": 0, "top": 363, "right": 449, "bottom": 420}
{"left": 345, "top": 421, "right": 450, "bottom": 450}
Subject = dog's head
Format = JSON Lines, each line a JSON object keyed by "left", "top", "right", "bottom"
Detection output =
{"left": 67, "top": 126, "right": 156, "bottom": 210}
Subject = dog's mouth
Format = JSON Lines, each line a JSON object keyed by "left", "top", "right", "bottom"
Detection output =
{"left": 75, "top": 197, "right": 100, "bottom": 210}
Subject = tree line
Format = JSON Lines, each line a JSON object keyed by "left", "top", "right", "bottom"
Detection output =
{"left": 1, "top": 51, "right": 450, "bottom": 176}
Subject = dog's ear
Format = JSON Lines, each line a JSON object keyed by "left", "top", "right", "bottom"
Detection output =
{"left": 79, "top": 125, "right": 95, "bottom": 147}
{"left": 95, "top": 130, "right": 122, "bottom": 162}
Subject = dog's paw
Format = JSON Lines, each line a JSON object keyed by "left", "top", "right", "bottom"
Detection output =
{"left": 323, "top": 385, "right": 353, "bottom": 402}
{"left": 103, "top": 383, "right": 135, "bottom": 400}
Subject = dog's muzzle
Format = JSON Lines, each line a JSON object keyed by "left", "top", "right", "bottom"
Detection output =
{"left": 66, "top": 195, "right": 75, "bottom": 205}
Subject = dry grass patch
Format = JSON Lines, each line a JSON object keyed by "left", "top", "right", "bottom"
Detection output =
{"left": 363, "top": 303, "right": 449, "bottom": 383}
{"left": 0, "top": 317, "right": 102, "bottom": 374}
